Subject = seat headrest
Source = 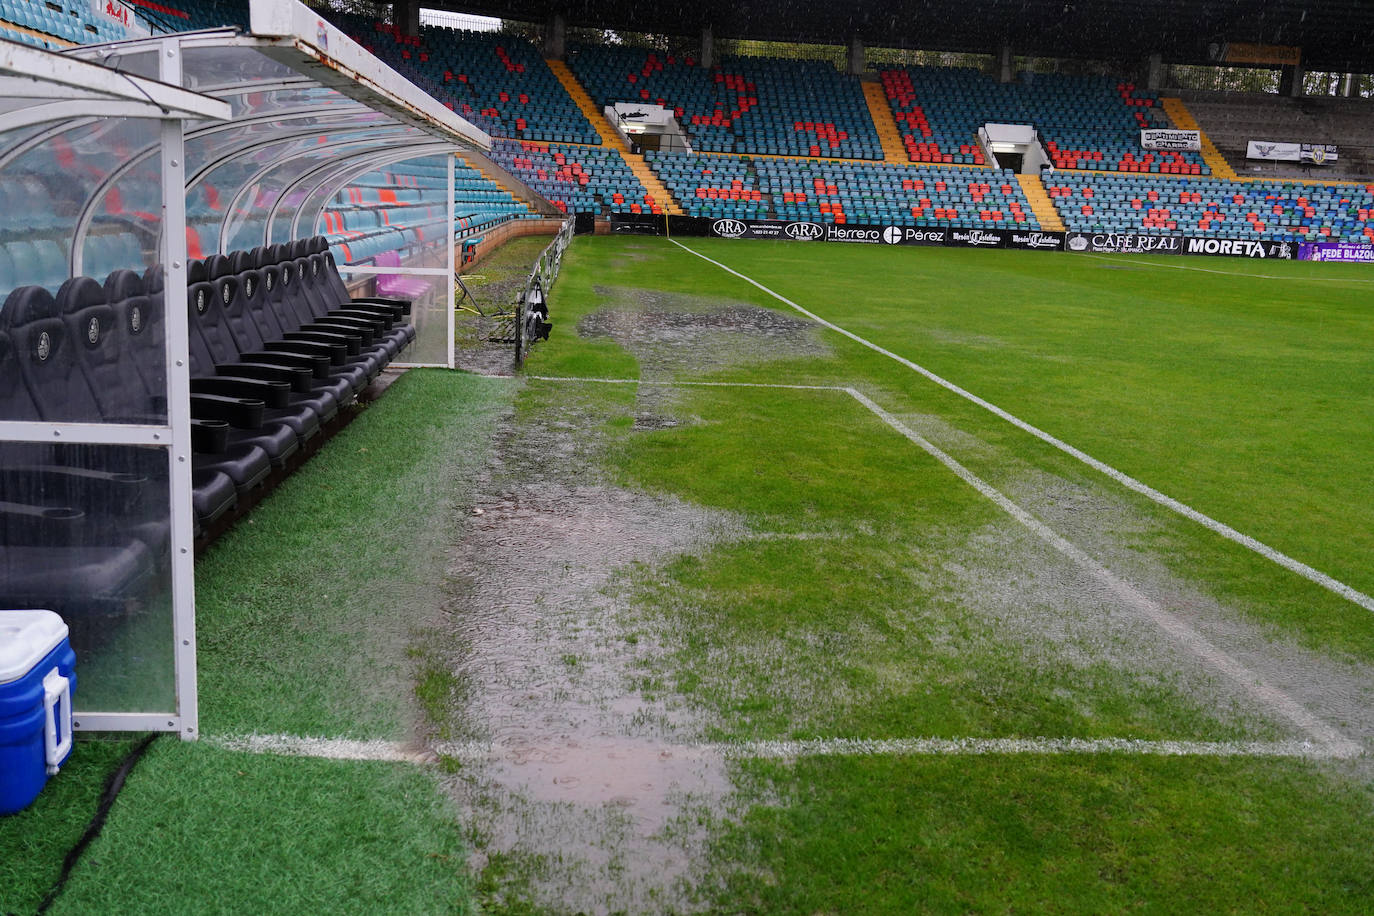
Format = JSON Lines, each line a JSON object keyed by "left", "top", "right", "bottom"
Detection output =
{"left": 187, "top": 259, "right": 207, "bottom": 284}
{"left": 0, "top": 285, "right": 58, "bottom": 327}
{"left": 55, "top": 276, "right": 107, "bottom": 315}
{"left": 289, "top": 239, "right": 311, "bottom": 260}
{"left": 104, "top": 269, "right": 145, "bottom": 301}
{"left": 204, "top": 254, "right": 234, "bottom": 280}
{"left": 230, "top": 249, "right": 257, "bottom": 275}
{"left": 143, "top": 264, "right": 165, "bottom": 295}
{"left": 311, "top": 236, "right": 328, "bottom": 254}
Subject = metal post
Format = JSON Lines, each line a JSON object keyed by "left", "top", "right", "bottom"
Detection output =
{"left": 1146, "top": 53, "right": 1164, "bottom": 91}
{"left": 998, "top": 44, "right": 1014, "bottom": 83}
{"left": 544, "top": 12, "right": 566, "bottom": 60}
{"left": 446, "top": 152, "right": 455, "bottom": 370}
{"left": 159, "top": 37, "right": 199, "bottom": 740}
{"left": 846, "top": 37, "right": 865, "bottom": 76}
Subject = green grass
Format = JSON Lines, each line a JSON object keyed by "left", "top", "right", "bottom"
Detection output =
{"left": 2, "top": 368, "right": 515, "bottom": 915}
{"left": 519, "top": 235, "right": 1374, "bottom": 913}
{"left": 679, "top": 242, "right": 1374, "bottom": 594}
{"left": 47, "top": 741, "right": 473, "bottom": 915}
{"left": 0, "top": 738, "right": 140, "bottom": 914}
{"left": 195, "top": 368, "right": 514, "bottom": 738}
{"left": 710, "top": 755, "right": 1374, "bottom": 914}
{"left": 529, "top": 237, "right": 1374, "bottom": 660}
{"left": 8, "top": 234, "right": 1374, "bottom": 915}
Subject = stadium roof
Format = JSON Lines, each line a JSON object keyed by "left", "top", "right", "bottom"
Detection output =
{"left": 427, "top": 1, "right": 1374, "bottom": 73}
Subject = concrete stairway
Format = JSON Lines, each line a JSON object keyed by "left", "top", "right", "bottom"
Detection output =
{"left": 547, "top": 58, "right": 683, "bottom": 215}
{"left": 1015, "top": 173, "right": 1066, "bottom": 231}
{"left": 861, "top": 79, "right": 912, "bottom": 165}
{"left": 1160, "top": 97, "right": 1238, "bottom": 180}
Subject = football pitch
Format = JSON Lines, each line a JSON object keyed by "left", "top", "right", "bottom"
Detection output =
{"left": 509, "top": 235, "right": 1374, "bottom": 910}
{"left": 5, "top": 234, "right": 1373, "bottom": 914}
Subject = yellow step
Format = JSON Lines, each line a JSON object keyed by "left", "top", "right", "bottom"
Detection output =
{"left": 546, "top": 58, "right": 683, "bottom": 215}
{"left": 463, "top": 155, "right": 541, "bottom": 215}
{"left": 1015, "top": 173, "right": 1066, "bottom": 232}
{"left": 1160, "top": 97, "right": 1238, "bottom": 181}
{"left": 861, "top": 81, "right": 912, "bottom": 165}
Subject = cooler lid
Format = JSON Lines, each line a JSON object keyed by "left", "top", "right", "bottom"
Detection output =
{"left": 0, "top": 610, "right": 69, "bottom": 685}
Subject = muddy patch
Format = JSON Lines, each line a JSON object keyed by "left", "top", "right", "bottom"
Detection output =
{"left": 578, "top": 287, "right": 832, "bottom": 426}
{"left": 579, "top": 287, "right": 831, "bottom": 383}
{"left": 437, "top": 384, "right": 744, "bottom": 914}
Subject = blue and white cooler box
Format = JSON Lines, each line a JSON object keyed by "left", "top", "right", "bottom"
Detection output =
{"left": 1, "top": 610, "right": 76, "bottom": 815}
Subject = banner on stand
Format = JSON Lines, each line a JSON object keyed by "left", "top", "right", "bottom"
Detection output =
{"left": 1182, "top": 237, "right": 1295, "bottom": 259}
{"left": 1065, "top": 233, "right": 1182, "bottom": 254}
{"left": 1300, "top": 242, "right": 1374, "bottom": 262}
{"left": 1141, "top": 129, "right": 1200, "bottom": 151}
{"left": 1247, "top": 140, "right": 1301, "bottom": 162}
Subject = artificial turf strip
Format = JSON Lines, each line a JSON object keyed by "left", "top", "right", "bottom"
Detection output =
{"left": 0, "top": 738, "right": 141, "bottom": 915}
{"left": 709, "top": 755, "right": 1374, "bottom": 915}
{"left": 46, "top": 741, "right": 473, "bottom": 916}
{"left": 194, "top": 368, "right": 515, "bottom": 739}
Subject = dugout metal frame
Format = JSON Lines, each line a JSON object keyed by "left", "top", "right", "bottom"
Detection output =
{"left": 0, "top": 0, "right": 509, "bottom": 739}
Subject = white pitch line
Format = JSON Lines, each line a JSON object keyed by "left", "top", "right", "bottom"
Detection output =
{"left": 509, "top": 375, "right": 1359, "bottom": 754}
{"left": 1086, "top": 253, "right": 1374, "bottom": 282}
{"left": 528, "top": 375, "right": 845, "bottom": 392}
{"left": 668, "top": 238, "right": 1374, "bottom": 615}
{"left": 845, "top": 387, "right": 1360, "bottom": 757}
{"left": 208, "top": 734, "right": 1358, "bottom": 763}
{"left": 211, "top": 734, "right": 439, "bottom": 763}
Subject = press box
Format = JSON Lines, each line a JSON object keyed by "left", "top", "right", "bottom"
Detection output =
{"left": 1, "top": 610, "right": 76, "bottom": 816}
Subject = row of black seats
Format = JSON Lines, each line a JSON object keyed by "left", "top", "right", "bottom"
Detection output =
{"left": 0, "top": 236, "right": 414, "bottom": 639}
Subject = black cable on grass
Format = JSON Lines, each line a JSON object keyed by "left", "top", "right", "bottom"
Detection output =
{"left": 35, "top": 734, "right": 160, "bottom": 915}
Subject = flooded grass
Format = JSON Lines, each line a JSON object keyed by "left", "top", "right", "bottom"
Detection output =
{"left": 450, "top": 235, "right": 1374, "bottom": 912}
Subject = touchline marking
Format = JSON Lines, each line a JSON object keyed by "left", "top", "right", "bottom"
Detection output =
{"left": 668, "top": 239, "right": 1374, "bottom": 615}
{"left": 515, "top": 375, "right": 1357, "bottom": 754}
{"left": 528, "top": 375, "right": 844, "bottom": 392}
{"left": 209, "top": 734, "right": 1357, "bottom": 762}
{"left": 1087, "top": 253, "right": 1374, "bottom": 282}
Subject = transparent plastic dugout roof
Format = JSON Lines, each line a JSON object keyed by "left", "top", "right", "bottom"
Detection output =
{"left": 0, "top": 0, "right": 533, "bottom": 739}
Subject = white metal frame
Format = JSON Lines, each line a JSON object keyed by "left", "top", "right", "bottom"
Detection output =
{"left": 0, "top": 40, "right": 226, "bottom": 737}
{"left": 6, "top": 0, "right": 510, "bottom": 736}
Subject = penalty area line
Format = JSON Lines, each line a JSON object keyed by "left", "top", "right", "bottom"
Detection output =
{"left": 509, "top": 375, "right": 1359, "bottom": 755}
{"left": 666, "top": 238, "right": 1374, "bottom": 616}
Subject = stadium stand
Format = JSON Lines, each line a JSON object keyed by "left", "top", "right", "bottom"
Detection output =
{"left": 1048, "top": 173, "right": 1374, "bottom": 243}
{"left": 332, "top": 14, "right": 600, "bottom": 145}
{"left": 318, "top": 161, "right": 540, "bottom": 265}
{"left": 0, "top": 0, "right": 138, "bottom": 43}
{"left": 1175, "top": 89, "right": 1374, "bottom": 181}
{"left": 880, "top": 66, "right": 1209, "bottom": 174}
{"left": 649, "top": 151, "right": 1040, "bottom": 228}
{"left": 568, "top": 44, "right": 882, "bottom": 160}
{"left": 489, "top": 138, "right": 657, "bottom": 215}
